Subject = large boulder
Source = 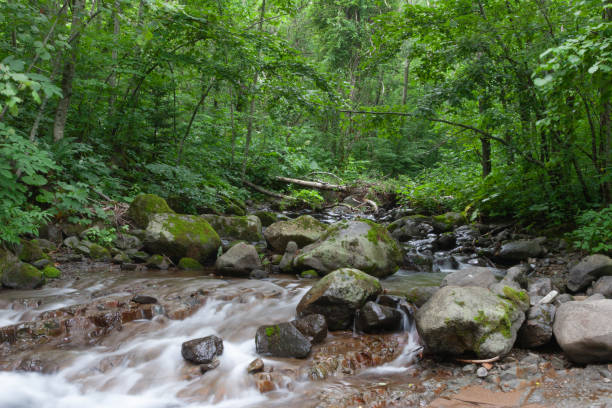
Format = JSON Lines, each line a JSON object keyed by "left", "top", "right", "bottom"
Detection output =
{"left": 2, "top": 262, "right": 45, "bottom": 290}
{"left": 215, "top": 242, "right": 262, "bottom": 275}
{"left": 255, "top": 322, "right": 312, "bottom": 358}
{"left": 592, "top": 276, "right": 612, "bottom": 298}
{"left": 128, "top": 194, "right": 175, "bottom": 229}
{"left": 292, "top": 220, "right": 402, "bottom": 278}
{"left": 387, "top": 216, "right": 434, "bottom": 242}
{"left": 264, "top": 215, "right": 327, "bottom": 252}
{"left": 496, "top": 239, "right": 545, "bottom": 263}
{"left": 200, "top": 214, "right": 263, "bottom": 242}
{"left": 355, "top": 301, "right": 403, "bottom": 333}
{"left": 144, "top": 214, "right": 221, "bottom": 264}
{"left": 517, "top": 304, "right": 556, "bottom": 348}
{"left": 296, "top": 268, "right": 382, "bottom": 330}
{"left": 416, "top": 286, "right": 525, "bottom": 358}
{"left": 553, "top": 299, "right": 612, "bottom": 363}
{"left": 290, "top": 314, "right": 328, "bottom": 344}
{"left": 181, "top": 335, "right": 224, "bottom": 364}
{"left": 567, "top": 254, "right": 612, "bottom": 292}
{"left": 440, "top": 267, "right": 498, "bottom": 288}
{"left": 17, "top": 239, "right": 45, "bottom": 263}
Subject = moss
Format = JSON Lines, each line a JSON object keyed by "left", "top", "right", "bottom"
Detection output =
{"left": 128, "top": 194, "right": 175, "bottom": 228}
{"left": 300, "top": 269, "right": 319, "bottom": 279}
{"left": 42, "top": 265, "right": 61, "bottom": 279}
{"left": 455, "top": 300, "right": 465, "bottom": 307}
{"left": 18, "top": 240, "right": 44, "bottom": 263}
{"left": 178, "top": 257, "right": 204, "bottom": 270}
{"left": 501, "top": 286, "right": 529, "bottom": 305}
{"left": 265, "top": 325, "right": 280, "bottom": 337}
{"left": 89, "top": 244, "right": 111, "bottom": 260}
{"left": 253, "top": 211, "right": 277, "bottom": 227}
{"left": 2, "top": 263, "right": 45, "bottom": 289}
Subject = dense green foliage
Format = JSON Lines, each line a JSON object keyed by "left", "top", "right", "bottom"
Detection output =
{"left": 0, "top": 0, "right": 610, "bottom": 248}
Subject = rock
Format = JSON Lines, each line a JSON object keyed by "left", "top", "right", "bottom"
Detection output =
{"left": 146, "top": 254, "right": 171, "bottom": 270}
{"left": 89, "top": 244, "right": 111, "bottom": 261}
{"left": 253, "top": 211, "right": 277, "bottom": 227}
{"left": 31, "top": 259, "right": 51, "bottom": 269}
{"left": 247, "top": 358, "right": 264, "bottom": 374}
{"left": 279, "top": 241, "right": 298, "bottom": 272}
{"left": 292, "top": 220, "right": 402, "bottom": 278}
{"left": 503, "top": 265, "right": 529, "bottom": 289}
{"left": 128, "top": 194, "right": 175, "bottom": 229}
{"left": 398, "top": 286, "right": 438, "bottom": 308}
{"left": 113, "top": 234, "right": 143, "bottom": 251}
{"left": 300, "top": 269, "right": 318, "bottom": 279}
{"left": 1, "top": 262, "right": 45, "bottom": 289}
{"left": 528, "top": 277, "right": 553, "bottom": 305}
{"left": 432, "top": 212, "right": 465, "bottom": 232}
{"left": 296, "top": 268, "right": 382, "bottom": 330}
{"left": 592, "top": 276, "right": 612, "bottom": 298}
{"left": 63, "top": 236, "right": 80, "bottom": 249}
{"left": 440, "top": 267, "right": 498, "bottom": 288}
{"left": 17, "top": 239, "right": 45, "bottom": 263}
{"left": 416, "top": 286, "right": 525, "bottom": 358}
{"left": 215, "top": 242, "right": 262, "bottom": 275}
{"left": 355, "top": 301, "right": 403, "bottom": 333}
{"left": 250, "top": 269, "right": 269, "bottom": 279}
{"left": 255, "top": 322, "right": 311, "bottom": 358}
{"left": 264, "top": 215, "right": 327, "bottom": 252}
{"left": 477, "top": 367, "right": 488, "bottom": 378}
{"left": 497, "top": 239, "right": 545, "bottom": 263}
{"left": 517, "top": 304, "right": 556, "bottom": 348}
{"left": 129, "top": 250, "right": 150, "bottom": 263}
{"left": 143, "top": 213, "right": 221, "bottom": 263}
{"left": 60, "top": 222, "right": 89, "bottom": 237}
{"left": 200, "top": 214, "right": 264, "bottom": 242}
{"left": 553, "top": 299, "right": 612, "bottom": 363}
{"left": 387, "top": 216, "right": 434, "bottom": 241}
{"left": 181, "top": 335, "right": 224, "bottom": 364}
{"left": 567, "top": 255, "right": 612, "bottom": 292}
{"left": 178, "top": 257, "right": 204, "bottom": 270}
{"left": 42, "top": 265, "right": 61, "bottom": 279}
{"left": 121, "top": 263, "right": 138, "bottom": 271}
{"left": 132, "top": 295, "right": 158, "bottom": 304}
{"left": 554, "top": 293, "right": 574, "bottom": 306}
{"left": 199, "top": 358, "right": 220, "bottom": 374}
{"left": 38, "top": 223, "right": 63, "bottom": 244}
{"left": 436, "top": 233, "right": 456, "bottom": 251}
{"left": 291, "top": 314, "right": 328, "bottom": 344}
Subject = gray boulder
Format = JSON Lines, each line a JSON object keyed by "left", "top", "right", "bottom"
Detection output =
{"left": 292, "top": 220, "right": 402, "bottom": 278}
{"left": 497, "top": 239, "right": 545, "bottom": 263}
{"left": 181, "top": 335, "right": 223, "bottom": 364}
{"left": 215, "top": 242, "right": 261, "bottom": 276}
{"left": 355, "top": 301, "right": 403, "bottom": 333}
{"left": 291, "top": 314, "right": 327, "bottom": 344}
{"left": 113, "top": 234, "right": 143, "bottom": 251}
{"left": 255, "top": 322, "right": 311, "bottom": 358}
{"left": 553, "top": 299, "right": 612, "bottom": 363}
{"left": 387, "top": 216, "right": 434, "bottom": 241}
{"left": 517, "top": 304, "right": 556, "bottom": 348}
{"left": 143, "top": 213, "right": 221, "bottom": 264}
{"left": 592, "top": 276, "right": 612, "bottom": 298}
{"left": 296, "top": 268, "right": 382, "bottom": 330}
{"left": 567, "top": 255, "right": 612, "bottom": 292}
{"left": 440, "top": 267, "right": 498, "bottom": 288}
{"left": 279, "top": 241, "right": 298, "bottom": 272}
{"left": 200, "top": 214, "right": 264, "bottom": 242}
{"left": 416, "top": 286, "right": 525, "bottom": 358}
{"left": 264, "top": 215, "right": 327, "bottom": 252}
{"left": 1, "top": 250, "right": 45, "bottom": 290}
{"left": 128, "top": 193, "right": 175, "bottom": 229}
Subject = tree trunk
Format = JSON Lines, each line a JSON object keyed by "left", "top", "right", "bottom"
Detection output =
{"left": 479, "top": 98, "right": 491, "bottom": 177}
{"left": 109, "top": 0, "right": 120, "bottom": 110}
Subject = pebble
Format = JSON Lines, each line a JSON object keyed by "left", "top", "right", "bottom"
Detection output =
{"left": 477, "top": 367, "right": 488, "bottom": 378}
{"left": 131, "top": 295, "right": 158, "bottom": 304}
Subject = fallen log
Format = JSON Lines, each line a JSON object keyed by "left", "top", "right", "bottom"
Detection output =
{"left": 275, "top": 176, "right": 349, "bottom": 192}
{"left": 243, "top": 180, "right": 297, "bottom": 201}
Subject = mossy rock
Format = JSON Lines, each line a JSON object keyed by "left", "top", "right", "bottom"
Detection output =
{"left": 253, "top": 211, "right": 278, "bottom": 227}
{"left": 1, "top": 262, "right": 45, "bottom": 289}
{"left": 178, "top": 257, "right": 204, "bottom": 270}
{"left": 292, "top": 220, "right": 402, "bottom": 278}
{"left": 264, "top": 215, "right": 327, "bottom": 252}
{"left": 89, "top": 244, "right": 111, "bottom": 261}
{"left": 200, "top": 214, "right": 263, "bottom": 243}
{"left": 221, "top": 196, "right": 247, "bottom": 216}
{"left": 42, "top": 265, "right": 61, "bottom": 279}
{"left": 300, "top": 270, "right": 319, "bottom": 279}
{"left": 128, "top": 194, "right": 175, "bottom": 229}
{"left": 18, "top": 239, "right": 45, "bottom": 263}
{"left": 144, "top": 213, "right": 221, "bottom": 264}
{"left": 432, "top": 212, "right": 465, "bottom": 232}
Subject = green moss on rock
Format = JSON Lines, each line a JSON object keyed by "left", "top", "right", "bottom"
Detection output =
{"left": 1, "top": 263, "right": 45, "bottom": 289}
{"left": 128, "top": 194, "right": 175, "bottom": 229}
{"left": 42, "top": 265, "right": 61, "bottom": 279}
{"left": 178, "top": 257, "right": 204, "bottom": 270}
{"left": 18, "top": 239, "right": 44, "bottom": 263}
{"left": 300, "top": 269, "right": 319, "bottom": 279}
{"left": 89, "top": 244, "right": 111, "bottom": 261}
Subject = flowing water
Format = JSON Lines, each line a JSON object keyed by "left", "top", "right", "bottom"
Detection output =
{"left": 0, "top": 267, "right": 423, "bottom": 408}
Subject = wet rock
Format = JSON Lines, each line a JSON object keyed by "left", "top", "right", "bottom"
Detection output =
{"left": 553, "top": 299, "right": 612, "bottom": 363}
{"left": 300, "top": 269, "right": 318, "bottom": 279}
{"left": 291, "top": 314, "right": 328, "bottom": 344}
{"left": 398, "top": 286, "right": 438, "bottom": 308}
{"left": 477, "top": 367, "right": 488, "bottom": 378}
{"left": 112, "top": 252, "right": 130, "bottom": 264}
{"left": 32, "top": 259, "right": 52, "bottom": 269}
{"left": 279, "top": 241, "right": 298, "bottom": 272}
{"left": 255, "top": 322, "right": 311, "bottom": 358}
{"left": 127, "top": 193, "right": 175, "bottom": 229}
{"left": 388, "top": 216, "right": 435, "bottom": 242}
{"left": 131, "top": 295, "right": 158, "bottom": 304}
{"left": 592, "top": 276, "right": 612, "bottom": 298}
{"left": 454, "top": 225, "right": 480, "bottom": 247}
{"left": 567, "top": 254, "right": 612, "bottom": 292}
{"left": 89, "top": 244, "right": 111, "bottom": 261}
{"left": 264, "top": 215, "right": 327, "bottom": 252}
{"left": 146, "top": 254, "right": 171, "bottom": 270}
{"left": 416, "top": 286, "right": 525, "bottom": 358}
{"left": 432, "top": 212, "right": 465, "bottom": 232}
{"left": 247, "top": 358, "right": 264, "bottom": 374}
{"left": 120, "top": 263, "right": 138, "bottom": 271}
{"left": 42, "top": 265, "right": 61, "bottom": 279}
{"left": 296, "top": 268, "right": 382, "bottom": 330}
{"left": 17, "top": 239, "right": 45, "bottom": 263}
{"left": 178, "top": 257, "right": 203, "bottom": 270}
{"left": 253, "top": 211, "right": 277, "bottom": 227}
{"left": 200, "top": 214, "right": 264, "bottom": 242}
{"left": 440, "top": 267, "right": 498, "bottom": 288}
{"left": 1, "top": 262, "right": 45, "bottom": 289}
{"left": 292, "top": 220, "right": 402, "bottom": 278}
{"left": 113, "top": 234, "right": 143, "bottom": 251}
{"left": 432, "top": 253, "right": 459, "bottom": 273}
{"left": 496, "top": 239, "right": 545, "bottom": 263}
{"left": 436, "top": 233, "right": 456, "bottom": 250}
{"left": 199, "top": 358, "right": 220, "bottom": 374}
{"left": 181, "top": 335, "right": 224, "bottom": 364}
{"left": 144, "top": 213, "right": 221, "bottom": 264}
{"left": 517, "top": 303, "right": 555, "bottom": 348}
{"left": 215, "top": 242, "right": 261, "bottom": 276}
{"left": 355, "top": 301, "right": 402, "bottom": 333}
{"left": 403, "top": 246, "right": 433, "bottom": 272}
{"left": 250, "top": 269, "right": 268, "bottom": 279}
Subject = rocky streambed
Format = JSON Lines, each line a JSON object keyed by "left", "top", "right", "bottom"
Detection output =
{"left": 0, "top": 194, "right": 611, "bottom": 407}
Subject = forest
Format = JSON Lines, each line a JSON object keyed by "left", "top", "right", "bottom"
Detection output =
{"left": 1, "top": 0, "right": 611, "bottom": 251}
